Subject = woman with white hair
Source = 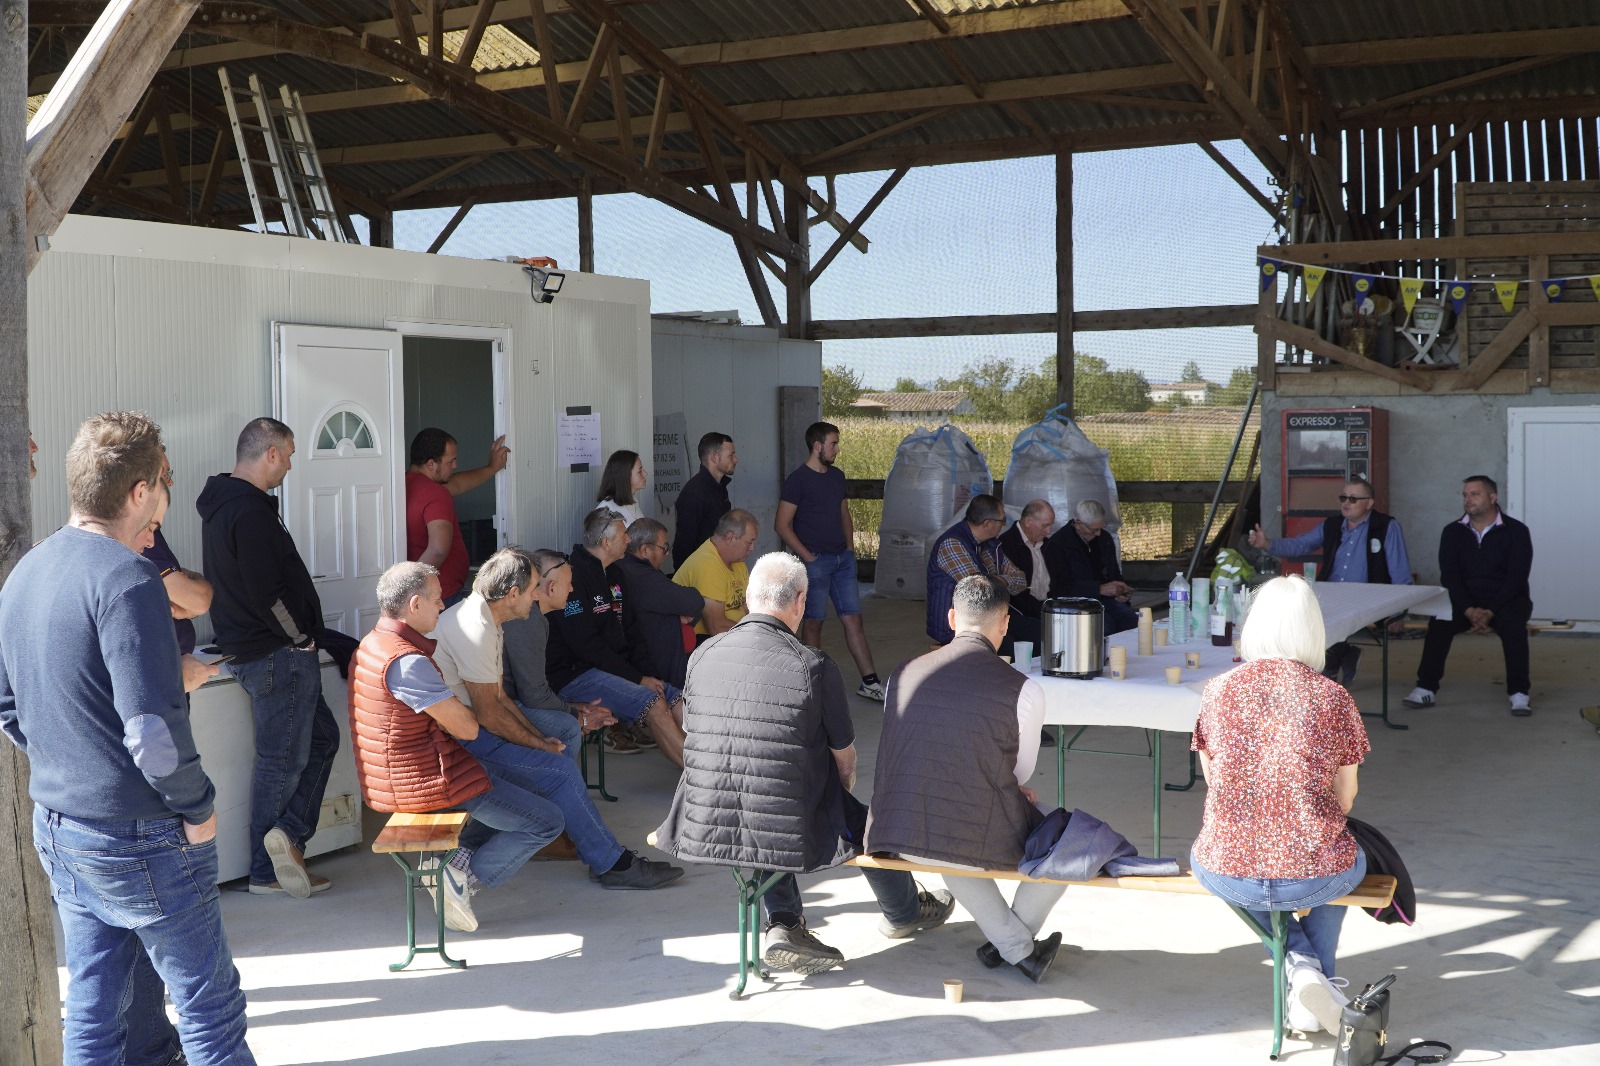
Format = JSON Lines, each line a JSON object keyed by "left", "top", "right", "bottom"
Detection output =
{"left": 1188, "top": 575, "right": 1371, "bottom": 1035}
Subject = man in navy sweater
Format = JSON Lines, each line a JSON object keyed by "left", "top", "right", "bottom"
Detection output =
{"left": 1404, "top": 475, "right": 1536, "bottom": 716}
{"left": 1, "top": 412, "right": 254, "bottom": 1064}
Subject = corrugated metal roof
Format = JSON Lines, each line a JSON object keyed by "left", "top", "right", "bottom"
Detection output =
{"left": 25, "top": 0, "right": 1600, "bottom": 221}
{"left": 857, "top": 390, "right": 973, "bottom": 411}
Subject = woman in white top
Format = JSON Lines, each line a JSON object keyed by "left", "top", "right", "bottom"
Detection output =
{"left": 591, "top": 449, "right": 647, "bottom": 528}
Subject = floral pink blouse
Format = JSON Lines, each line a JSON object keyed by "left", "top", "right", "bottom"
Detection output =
{"left": 1191, "top": 658, "right": 1370, "bottom": 879}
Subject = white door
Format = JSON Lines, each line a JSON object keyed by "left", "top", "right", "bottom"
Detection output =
{"left": 1507, "top": 406, "right": 1600, "bottom": 622}
{"left": 274, "top": 324, "right": 405, "bottom": 639}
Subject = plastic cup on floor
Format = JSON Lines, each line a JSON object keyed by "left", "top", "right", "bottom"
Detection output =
{"left": 944, "top": 979, "right": 964, "bottom": 1004}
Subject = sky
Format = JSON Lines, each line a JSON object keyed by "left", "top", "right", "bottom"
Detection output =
{"left": 393, "top": 140, "right": 1278, "bottom": 390}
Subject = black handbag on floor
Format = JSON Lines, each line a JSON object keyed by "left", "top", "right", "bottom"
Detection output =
{"left": 1333, "top": 974, "right": 1393, "bottom": 1066}
{"left": 1333, "top": 973, "right": 1453, "bottom": 1066}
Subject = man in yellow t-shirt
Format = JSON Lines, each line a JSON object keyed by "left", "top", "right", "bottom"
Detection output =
{"left": 674, "top": 509, "right": 759, "bottom": 638}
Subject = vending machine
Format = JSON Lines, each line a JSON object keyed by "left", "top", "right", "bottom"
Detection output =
{"left": 1278, "top": 407, "right": 1389, "bottom": 574}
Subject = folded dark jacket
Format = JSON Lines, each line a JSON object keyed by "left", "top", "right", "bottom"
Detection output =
{"left": 1344, "top": 815, "right": 1416, "bottom": 925}
{"left": 1019, "top": 807, "right": 1179, "bottom": 881}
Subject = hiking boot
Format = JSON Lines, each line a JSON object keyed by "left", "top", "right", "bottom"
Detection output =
{"left": 1401, "top": 687, "right": 1435, "bottom": 709}
{"left": 263, "top": 827, "right": 312, "bottom": 898}
{"left": 762, "top": 919, "right": 845, "bottom": 976}
{"left": 597, "top": 853, "right": 684, "bottom": 890}
{"left": 1509, "top": 693, "right": 1532, "bottom": 717}
{"left": 604, "top": 725, "right": 642, "bottom": 755}
{"left": 878, "top": 887, "right": 956, "bottom": 939}
{"left": 856, "top": 680, "right": 886, "bottom": 702}
{"left": 1015, "top": 932, "right": 1062, "bottom": 984}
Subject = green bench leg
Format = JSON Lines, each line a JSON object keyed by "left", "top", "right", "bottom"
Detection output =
{"left": 580, "top": 729, "right": 617, "bottom": 802}
{"left": 729, "top": 868, "right": 785, "bottom": 1000}
{"left": 1227, "top": 904, "right": 1289, "bottom": 1059}
{"left": 388, "top": 851, "right": 468, "bottom": 972}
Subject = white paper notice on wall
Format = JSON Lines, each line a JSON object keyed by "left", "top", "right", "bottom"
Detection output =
{"left": 653, "top": 411, "right": 690, "bottom": 515}
{"left": 559, "top": 408, "right": 603, "bottom": 471}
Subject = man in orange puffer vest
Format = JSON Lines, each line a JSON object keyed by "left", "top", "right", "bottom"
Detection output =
{"left": 351, "top": 560, "right": 681, "bottom": 933}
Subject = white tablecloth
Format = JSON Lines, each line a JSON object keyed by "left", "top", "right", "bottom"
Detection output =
{"left": 1032, "top": 582, "right": 1452, "bottom": 732}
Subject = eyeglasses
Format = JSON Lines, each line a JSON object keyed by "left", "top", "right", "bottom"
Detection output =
{"left": 644, "top": 540, "right": 668, "bottom": 554}
{"left": 536, "top": 552, "right": 570, "bottom": 580}
{"left": 1338, "top": 494, "right": 1372, "bottom": 503}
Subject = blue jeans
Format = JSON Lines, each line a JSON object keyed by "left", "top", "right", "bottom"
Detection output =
{"left": 802, "top": 551, "right": 862, "bottom": 621}
{"left": 1191, "top": 845, "right": 1368, "bottom": 979}
{"left": 457, "top": 732, "right": 624, "bottom": 881}
{"left": 557, "top": 668, "right": 680, "bottom": 724}
{"left": 759, "top": 865, "right": 921, "bottom": 929}
{"left": 517, "top": 702, "right": 582, "bottom": 767}
{"left": 34, "top": 808, "right": 254, "bottom": 1066}
{"left": 230, "top": 647, "right": 341, "bottom": 885}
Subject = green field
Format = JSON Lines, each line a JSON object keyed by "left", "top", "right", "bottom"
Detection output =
{"left": 833, "top": 413, "right": 1256, "bottom": 561}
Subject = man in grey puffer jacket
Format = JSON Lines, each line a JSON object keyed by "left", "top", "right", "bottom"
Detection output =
{"left": 656, "top": 553, "right": 954, "bottom": 975}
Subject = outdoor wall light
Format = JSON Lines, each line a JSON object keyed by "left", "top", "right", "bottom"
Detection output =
{"left": 524, "top": 265, "right": 566, "bottom": 303}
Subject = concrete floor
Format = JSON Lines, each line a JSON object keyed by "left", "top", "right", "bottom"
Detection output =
{"left": 90, "top": 595, "right": 1600, "bottom": 1064}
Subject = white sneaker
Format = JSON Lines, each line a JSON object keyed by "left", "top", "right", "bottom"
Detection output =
{"left": 422, "top": 858, "right": 479, "bottom": 932}
{"left": 1288, "top": 963, "right": 1349, "bottom": 1034}
{"left": 1402, "top": 687, "right": 1435, "bottom": 709}
{"left": 1510, "top": 693, "right": 1532, "bottom": 716}
{"left": 856, "top": 680, "right": 886, "bottom": 702}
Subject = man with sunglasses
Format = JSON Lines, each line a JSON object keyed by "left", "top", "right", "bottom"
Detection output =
{"left": 616, "top": 518, "right": 705, "bottom": 689}
{"left": 1248, "top": 475, "right": 1412, "bottom": 685}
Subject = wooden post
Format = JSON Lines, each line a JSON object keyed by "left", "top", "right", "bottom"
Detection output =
{"left": 2, "top": 3, "right": 66, "bottom": 1064}
{"left": 578, "top": 176, "right": 594, "bottom": 273}
{"left": 1257, "top": 264, "right": 1278, "bottom": 390}
{"left": 371, "top": 209, "right": 393, "bottom": 248}
{"left": 1055, "top": 149, "right": 1074, "bottom": 414}
{"left": 784, "top": 182, "right": 811, "bottom": 340}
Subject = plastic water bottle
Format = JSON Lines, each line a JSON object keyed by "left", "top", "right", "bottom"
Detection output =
{"left": 1168, "top": 571, "right": 1190, "bottom": 645}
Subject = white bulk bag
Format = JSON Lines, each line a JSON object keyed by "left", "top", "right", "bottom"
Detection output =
{"left": 874, "top": 424, "right": 994, "bottom": 600}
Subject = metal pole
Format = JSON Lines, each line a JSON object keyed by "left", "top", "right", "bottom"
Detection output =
{"left": 1185, "top": 376, "right": 1260, "bottom": 580}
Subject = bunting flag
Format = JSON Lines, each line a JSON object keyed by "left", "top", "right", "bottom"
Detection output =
{"left": 1446, "top": 281, "right": 1472, "bottom": 315}
{"left": 1495, "top": 280, "right": 1519, "bottom": 313}
{"left": 1399, "top": 278, "right": 1426, "bottom": 315}
{"left": 1304, "top": 266, "right": 1327, "bottom": 300}
{"left": 1590, "top": 276, "right": 1600, "bottom": 304}
{"left": 1539, "top": 279, "right": 1565, "bottom": 302}
{"left": 1350, "top": 273, "right": 1377, "bottom": 306}
{"left": 1258, "top": 258, "right": 1280, "bottom": 290}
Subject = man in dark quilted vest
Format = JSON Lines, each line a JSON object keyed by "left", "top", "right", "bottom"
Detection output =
{"left": 868, "top": 575, "right": 1065, "bottom": 984}
{"left": 655, "top": 553, "right": 955, "bottom": 976}
{"left": 1248, "top": 474, "right": 1412, "bottom": 685}
{"left": 350, "top": 561, "right": 681, "bottom": 934}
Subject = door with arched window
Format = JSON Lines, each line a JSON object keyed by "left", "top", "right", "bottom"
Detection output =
{"left": 273, "top": 323, "right": 405, "bottom": 638}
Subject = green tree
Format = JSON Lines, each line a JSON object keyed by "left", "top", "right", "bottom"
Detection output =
{"left": 1072, "top": 354, "right": 1153, "bottom": 417}
{"left": 934, "top": 358, "right": 1016, "bottom": 420}
{"left": 1212, "top": 366, "right": 1257, "bottom": 405}
{"left": 821, "top": 363, "right": 865, "bottom": 417}
{"left": 891, "top": 376, "right": 923, "bottom": 392}
{"left": 1180, "top": 360, "right": 1206, "bottom": 382}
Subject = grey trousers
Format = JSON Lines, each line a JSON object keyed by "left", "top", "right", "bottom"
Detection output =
{"left": 942, "top": 874, "right": 1066, "bottom": 964}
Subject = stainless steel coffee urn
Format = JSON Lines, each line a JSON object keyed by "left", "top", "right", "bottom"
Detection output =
{"left": 1040, "top": 597, "right": 1106, "bottom": 679}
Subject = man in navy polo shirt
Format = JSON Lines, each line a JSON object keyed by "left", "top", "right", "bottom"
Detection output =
{"left": 775, "top": 421, "right": 885, "bottom": 701}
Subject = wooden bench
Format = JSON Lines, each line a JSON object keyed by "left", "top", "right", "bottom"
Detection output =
{"left": 846, "top": 856, "right": 1397, "bottom": 1060}
{"left": 372, "top": 811, "right": 472, "bottom": 972}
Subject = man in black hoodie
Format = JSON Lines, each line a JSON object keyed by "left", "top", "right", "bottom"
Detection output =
{"left": 198, "top": 417, "right": 340, "bottom": 897}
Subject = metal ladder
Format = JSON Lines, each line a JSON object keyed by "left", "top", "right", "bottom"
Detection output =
{"left": 218, "top": 67, "right": 352, "bottom": 241}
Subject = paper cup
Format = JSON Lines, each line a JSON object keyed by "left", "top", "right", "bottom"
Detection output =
{"left": 1108, "top": 646, "right": 1127, "bottom": 680}
{"left": 1185, "top": 652, "right": 1201, "bottom": 669}
{"left": 1012, "top": 641, "right": 1033, "bottom": 668}
{"left": 944, "top": 979, "right": 964, "bottom": 1004}
{"left": 1165, "top": 666, "right": 1182, "bottom": 685}
{"left": 1154, "top": 624, "right": 1169, "bottom": 647}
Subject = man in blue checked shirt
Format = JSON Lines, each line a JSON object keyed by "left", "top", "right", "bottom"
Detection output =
{"left": 1248, "top": 475, "right": 1412, "bottom": 685}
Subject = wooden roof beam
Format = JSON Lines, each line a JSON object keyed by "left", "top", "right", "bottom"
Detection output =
{"left": 1122, "top": 0, "right": 1286, "bottom": 178}
{"left": 189, "top": 4, "right": 801, "bottom": 258}
{"left": 1342, "top": 55, "right": 1573, "bottom": 121}
{"left": 25, "top": 0, "right": 204, "bottom": 275}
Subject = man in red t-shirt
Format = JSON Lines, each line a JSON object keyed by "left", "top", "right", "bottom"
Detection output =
{"left": 405, "top": 427, "right": 510, "bottom": 604}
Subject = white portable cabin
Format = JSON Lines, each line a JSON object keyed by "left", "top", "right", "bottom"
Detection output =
{"left": 25, "top": 215, "right": 652, "bottom": 881}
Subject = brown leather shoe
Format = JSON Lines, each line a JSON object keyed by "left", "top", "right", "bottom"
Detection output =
{"left": 533, "top": 831, "right": 580, "bottom": 861}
